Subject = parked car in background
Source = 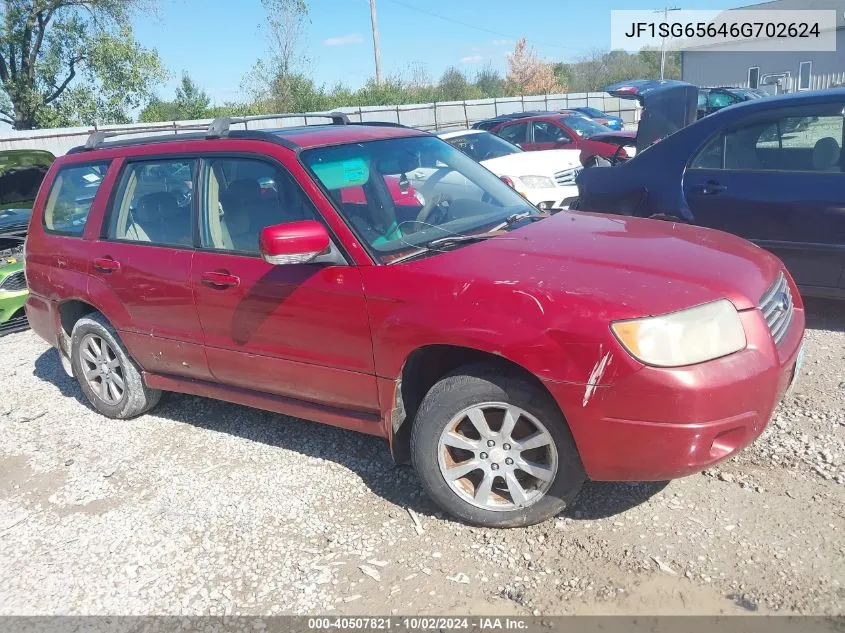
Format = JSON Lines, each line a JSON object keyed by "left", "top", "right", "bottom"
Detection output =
{"left": 571, "top": 107, "right": 625, "bottom": 130}
{"left": 438, "top": 129, "right": 581, "bottom": 210}
{"left": 0, "top": 249, "right": 28, "bottom": 334}
{"left": 0, "top": 149, "right": 54, "bottom": 250}
{"left": 0, "top": 149, "right": 55, "bottom": 334}
{"left": 25, "top": 114, "right": 804, "bottom": 528}
{"left": 576, "top": 87, "right": 845, "bottom": 300}
{"left": 697, "top": 87, "right": 769, "bottom": 119}
{"left": 489, "top": 113, "right": 636, "bottom": 164}
{"left": 471, "top": 110, "right": 584, "bottom": 131}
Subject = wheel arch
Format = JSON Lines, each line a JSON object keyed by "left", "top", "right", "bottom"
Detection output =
{"left": 388, "top": 344, "right": 567, "bottom": 465}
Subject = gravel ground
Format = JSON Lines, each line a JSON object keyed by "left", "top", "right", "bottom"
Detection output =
{"left": 0, "top": 298, "right": 843, "bottom": 616}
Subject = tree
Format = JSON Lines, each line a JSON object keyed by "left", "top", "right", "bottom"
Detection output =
{"left": 174, "top": 73, "right": 211, "bottom": 119}
{"left": 0, "top": 0, "right": 165, "bottom": 129}
{"left": 438, "top": 66, "right": 472, "bottom": 101}
{"left": 242, "top": 0, "right": 310, "bottom": 111}
{"left": 138, "top": 73, "right": 212, "bottom": 122}
{"left": 475, "top": 63, "right": 505, "bottom": 98}
{"left": 506, "top": 38, "right": 564, "bottom": 96}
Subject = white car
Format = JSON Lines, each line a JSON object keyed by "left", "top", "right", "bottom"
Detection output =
{"left": 436, "top": 129, "right": 583, "bottom": 210}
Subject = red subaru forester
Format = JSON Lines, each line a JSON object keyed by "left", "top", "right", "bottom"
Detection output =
{"left": 24, "top": 113, "right": 805, "bottom": 527}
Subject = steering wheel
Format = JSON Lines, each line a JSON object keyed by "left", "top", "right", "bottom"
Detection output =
{"left": 415, "top": 192, "right": 453, "bottom": 229}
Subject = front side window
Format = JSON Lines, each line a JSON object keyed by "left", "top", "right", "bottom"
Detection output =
{"left": 42, "top": 162, "right": 110, "bottom": 236}
{"left": 107, "top": 159, "right": 196, "bottom": 247}
{"left": 200, "top": 157, "right": 318, "bottom": 254}
{"left": 532, "top": 122, "right": 570, "bottom": 144}
{"left": 748, "top": 67, "right": 760, "bottom": 89}
{"left": 302, "top": 136, "right": 537, "bottom": 262}
{"left": 497, "top": 122, "right": 527, "bottom": 144}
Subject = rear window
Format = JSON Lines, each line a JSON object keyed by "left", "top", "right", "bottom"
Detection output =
{"left": 42, "top": 162, "right": 110, "bottom": 236}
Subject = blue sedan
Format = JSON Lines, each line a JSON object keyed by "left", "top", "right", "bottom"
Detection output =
{"left": 572, "top": 107, "right": 625, "bottom": 130}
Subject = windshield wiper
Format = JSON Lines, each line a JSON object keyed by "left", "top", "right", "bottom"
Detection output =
{"left": 388, "top": 233, "right": 499, "bottom": 265}
{"left": 425, "top": 233, "right": 498, "bottom": 248}
{"left": 491, "top": 211, "right": 546, "bottom": 232}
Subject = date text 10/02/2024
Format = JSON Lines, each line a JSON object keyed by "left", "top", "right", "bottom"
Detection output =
{"left": 306, "top": 617, "right": 529, "bottom": 630}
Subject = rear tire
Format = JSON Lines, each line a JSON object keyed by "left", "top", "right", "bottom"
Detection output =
{"left": 70, "top": 312, "right": 162, "bottom": 419}
{"left": 411, "top": 364, "right": 585, "bottom": 528}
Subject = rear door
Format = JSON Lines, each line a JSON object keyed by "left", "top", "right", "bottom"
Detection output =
{"left": 528, "top": 121, "right": 575, "bottom": 152}
{"left": 190, "top": 153, "right": 379, "bottom": 414}
{"left": 87, "top": 156, "right": 212, "bottom": 380}
{"left": 683, "top": 106, "right": 845, "bottom": 292}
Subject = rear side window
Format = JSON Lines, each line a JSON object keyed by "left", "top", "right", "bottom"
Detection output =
{"left": 498, "top": 122, "right": 527, "bottom": 144}
{"left": 692, "top": 115, "right": 844, "bottom": 173}
{"left": 107, "top": 159, "right": 197, "bottom": 247}
{"left": 42, "top": 162, "right": 110, "bottom": 236}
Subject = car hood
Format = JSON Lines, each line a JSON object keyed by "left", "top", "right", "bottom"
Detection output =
{"left": 605, "top": 80, "right": 698, "bottom": 154}
{"left": 0, "top": 149, "right": 54, "bottom": 209}
{"left": 423, "top": 211, "right": 780, "bottom": 317}
{"left": 481, "top": 150, "right": 581, "bottom": 178}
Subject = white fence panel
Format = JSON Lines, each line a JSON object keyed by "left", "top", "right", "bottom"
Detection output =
{"left": 0, "top": 91, "right": 640, "bottom": 156}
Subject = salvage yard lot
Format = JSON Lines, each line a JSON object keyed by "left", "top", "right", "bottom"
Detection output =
{"left": 0, "top": 299, "right": 843, "bottom": 616}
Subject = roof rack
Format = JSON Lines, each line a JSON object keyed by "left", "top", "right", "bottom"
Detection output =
{"left": 206, "top": 111, "right": 349, "bottom": 138}
{"left": 84, "top": 122, "right": 210, "bottom": 149}
{"left": 81, "top": 111, "right": 350, "bottom": 150}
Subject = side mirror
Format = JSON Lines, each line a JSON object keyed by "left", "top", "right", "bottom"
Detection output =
{"left": 555, "top": 138, "right": 571, "bottom": 146}
{"left": 259, "top": 220, "right": 330, "bottom": 265}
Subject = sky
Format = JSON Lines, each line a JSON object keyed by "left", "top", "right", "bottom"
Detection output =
{"left": 132, "top": 0, "right": 753, "bottom": 105}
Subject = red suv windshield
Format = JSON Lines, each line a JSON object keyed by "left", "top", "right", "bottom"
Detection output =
{"left": 301, "top": 135, "right": 536, "bottom": 262}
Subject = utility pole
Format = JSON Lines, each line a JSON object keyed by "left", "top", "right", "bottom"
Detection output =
{"left": 655, "top": 6, "right": 681, "bottom": 80}
{"left": 369, "top": 0, "right": 383, "bottom": 85}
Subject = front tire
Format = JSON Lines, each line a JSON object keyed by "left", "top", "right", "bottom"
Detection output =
{"left": 410, "top": 364, "right": 585, "bottom": 527}
{"left": 70, "top": 313, "right": 162, "bottom": 419}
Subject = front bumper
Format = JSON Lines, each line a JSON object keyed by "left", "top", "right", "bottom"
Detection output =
{"left": 545, "top": 305, "right": 805, "bottom": 481}
{"left": 0, "top": 289, "right": 28, "bottom": 324}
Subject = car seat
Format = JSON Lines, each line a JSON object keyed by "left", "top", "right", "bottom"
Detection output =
{"left": 812, "top": 137, "right": 841, "bottom": 172}
{"left": 129, "top": 191, "right": 190, "bottom": 245}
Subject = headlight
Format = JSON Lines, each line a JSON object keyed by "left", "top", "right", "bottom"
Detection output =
{"left": 519, "top": 175, "right": 555, "bottom": 189}
{"left": 611, "top": 299, "right": 746, "bottom": 367}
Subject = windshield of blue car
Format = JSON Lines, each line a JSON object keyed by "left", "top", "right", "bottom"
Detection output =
{"left": 302, "top": 135, "right": 538, "bottom": 263}
{"left": 559, "top": 115, "right": 611, "bottom": 138}
{"left": 444, "top": 132, "right": 522, "bottom": 162}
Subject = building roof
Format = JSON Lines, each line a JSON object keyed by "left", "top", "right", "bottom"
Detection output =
{"left": 735, "top": 0, "right": 845, "bottom": 29}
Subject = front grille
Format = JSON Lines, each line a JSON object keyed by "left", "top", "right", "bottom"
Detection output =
{"left": 758, "top": 272, "right": 794, "bottom": 346}
{"left": 0, "top": 270, "right": 26, "bottom": 292}
{"left": 554, "top": 166, "right": 582, "bottom": 186}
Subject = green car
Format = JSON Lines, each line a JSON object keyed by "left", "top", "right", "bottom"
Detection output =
{"left": 0, "top": 149, "right": 55, "bottom": 335}
{"left": 0, "top": 254, "right": 27, "bottom": 333}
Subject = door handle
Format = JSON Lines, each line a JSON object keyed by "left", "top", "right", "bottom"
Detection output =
{"left": 92, "top": 257, "right": 120, "bottom": 273}
{"left": 697, "top": 181, "right": 727, "bottom": 195}
{"left": 201, "top": 271, "right": 240, "bottom": 289}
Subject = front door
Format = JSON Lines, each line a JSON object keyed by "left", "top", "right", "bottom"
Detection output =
{"left": 683, "top": 108, "right": 845, "bottom": 292}
{"left": 88, "top": 156, "right": 211, "bottom": 380}
{"left": 528, "top": 120, "right": 574, "bottom": 152}
{"left": 191, "top": 154, "right": 379, "bottom": 413}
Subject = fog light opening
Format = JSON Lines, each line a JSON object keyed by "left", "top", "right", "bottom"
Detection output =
{"left": 709, "top": 427, "right": 748, "bottom": 460}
